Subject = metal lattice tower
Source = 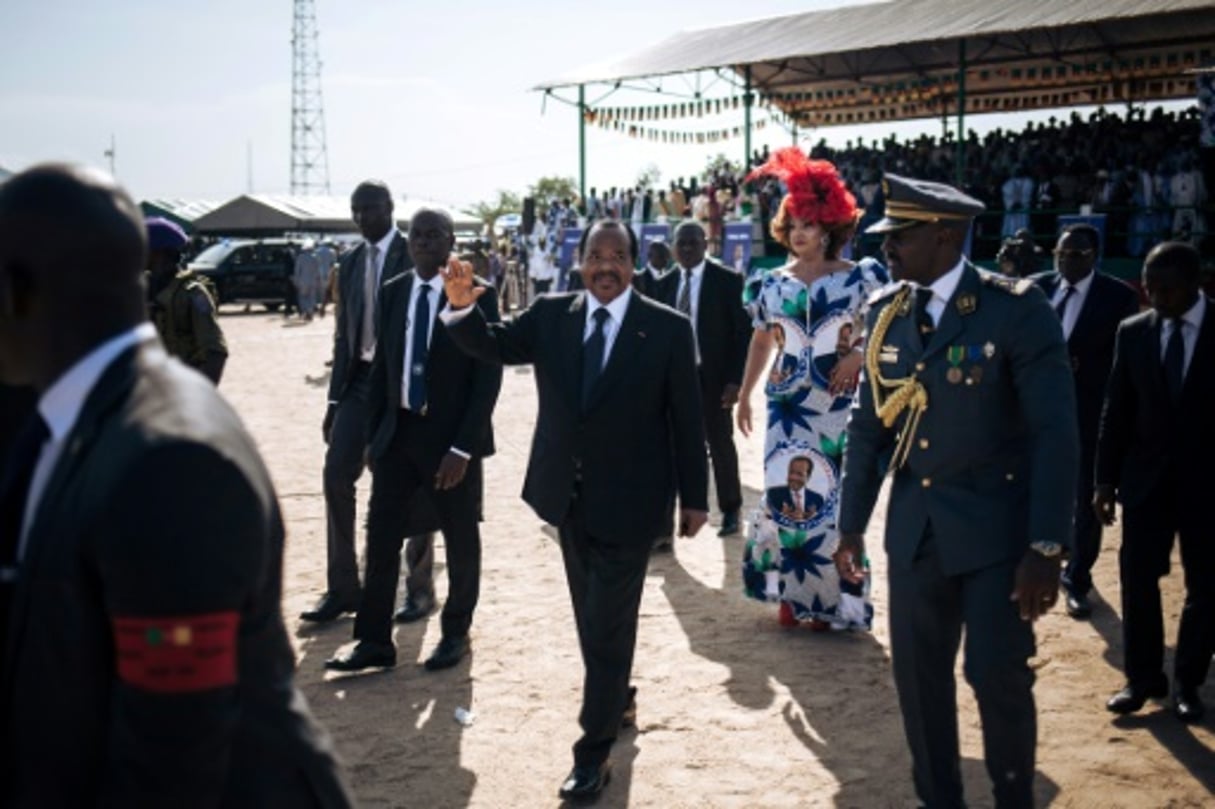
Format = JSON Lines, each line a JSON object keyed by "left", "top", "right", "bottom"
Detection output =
{"left": 290, "top": 0, "right": 330, "bottom": 194}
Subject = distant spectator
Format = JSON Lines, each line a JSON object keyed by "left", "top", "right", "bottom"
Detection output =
{"left": 293, "top": 241, "right": 324, "bottom": 321}
{"left": 1002, "top": 163, "right": 1034, "bottom": 238}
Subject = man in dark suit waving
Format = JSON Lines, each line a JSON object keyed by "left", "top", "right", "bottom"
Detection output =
{"left": 0, "top": 164, "right": 352, "bottom": 805}
{"left": 441, "top": 219, "right": 708, "bottom": 800}
{"left": 1096, "top": 241, "right": 1214, "bottom": 723}
{"left": 325, "top": 209, "right": 502, "bottom": 673}
{"left": 659, "top": 221, "right": 751, "bottom": 536}
{"left": 1033, "top": 223, "right": 1140, "bottom": 618}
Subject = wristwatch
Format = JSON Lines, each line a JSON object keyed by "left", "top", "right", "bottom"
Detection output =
{"left": 1029, "top": 540, "right": 1063, "bottom": 558}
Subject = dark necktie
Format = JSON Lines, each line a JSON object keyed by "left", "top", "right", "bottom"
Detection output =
{"left": 1055, "top": 284, "right": 1074, "bottom": 321}
{"left": 1165, "top": 317, "right": 1186, "bottom": 401}
{"left": 0, "top": 412, "right": 50, "bottom": 642}
{"left": 677, "top": 269, "right": 692, "bottom": 316}
{"left": 914, "top": 287, "right": 935, "bottom": 336}
{"left": 361, "top": 243, "right": 380, "bottom": 355}
{"left": 408, "top": 284, "right": 431, "bottom": 412}
{"left": 582, "top": 308, "right": 611, "bottom": 408}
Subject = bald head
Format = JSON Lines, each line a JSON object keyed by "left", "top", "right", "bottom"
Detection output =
{"left": 0, "top": 163, "right": 148, "bottom": 388}
{"left": 0, "top": 163, "right": 147, "bottom": 285}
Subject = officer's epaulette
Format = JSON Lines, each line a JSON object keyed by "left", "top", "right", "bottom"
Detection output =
{"left": 978, "top": 269, "right": 1033, "bottom": 295}
{"left": 866, "top": 280, "right": 908, "bottom": 306}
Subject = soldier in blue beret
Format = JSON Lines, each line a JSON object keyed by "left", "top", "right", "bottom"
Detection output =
{"left": 837, "top": 174, "right": 1079, "bottom": 808}
{"left": 145, "top": 217, "right": 227, "bottom": 384}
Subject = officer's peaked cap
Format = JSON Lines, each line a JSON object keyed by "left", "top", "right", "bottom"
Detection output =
{"left": 866, "top": 174, "right": 986, "bottom": 233}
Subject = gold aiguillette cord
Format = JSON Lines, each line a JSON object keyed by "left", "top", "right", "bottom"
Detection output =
{"left": 864, "top": 286, "right": 928, "bottom": 472}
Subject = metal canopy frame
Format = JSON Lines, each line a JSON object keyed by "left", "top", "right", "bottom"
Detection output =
{"left": 532, "top": 0, "right": 1215, "bottom": 199}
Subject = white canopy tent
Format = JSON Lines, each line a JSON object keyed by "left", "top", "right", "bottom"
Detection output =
{"left": 192, "top": 194, "right": 481, "bottom": 237}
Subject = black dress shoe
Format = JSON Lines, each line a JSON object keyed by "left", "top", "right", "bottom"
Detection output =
{"left": 1107, "top": 677, "right": 1168, "bottom": 714}
{"left": 300, "top": 592, "right": 361, "bottom": 623}
{"left": 1065, "top": 592, "right": 1092, "bottom": 619}
{"left": 423, "top": 635, "right": 469, "bottom": 671}
{"left": 651, "top": 536, "right": 673, "bottom": 554}
{"left": 558, "top": 761, "right": 611, "bottom": 800}
{"left": 620, "top": 686, "right": 638, "bottom": 729}
{"left": 718, "top": 511, "right": 741, "bottom": 537}
{"left": 324, "top": 641, "right": 396, "bottom": 671}
{"left": 393, "top": 594, "right": 435, "bottom": 624}
{"left": 1173, "top": 687, "right": 1206, "bottom": 723}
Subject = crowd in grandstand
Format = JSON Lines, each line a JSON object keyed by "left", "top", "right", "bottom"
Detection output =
{"left": 518, "top": 105, "right": 1208, "bottom": 270}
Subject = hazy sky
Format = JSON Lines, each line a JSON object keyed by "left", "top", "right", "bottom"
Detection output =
{"left": 1, "top": 0, "right": 1161, "bottom": 211}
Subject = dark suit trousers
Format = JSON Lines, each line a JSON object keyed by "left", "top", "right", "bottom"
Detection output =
{"left": 355, "top": 411, "right": 482, "bottom": 645}
{"left": 558, "top": 493, "right": 650, "bottom": 767}
{"left": 323, "top": 362, "right": 371, "bottom": 598}
{"left": 404, "top": 534, "right": 435, "bottom": 600}
{"left": 701, "top": 376, "right": 742, "bottom": 514}
{"left": 1120, "top": 485, "right": 1214, "bottom": 690}
{"left": 890, "top": 529, "right": 1036, "bottom": 809}
{"left": 406, "top": 467, "right": 484, "bottom": 599}
{"left": 1062, "top": 443, "right": 1102, "bottom": 597}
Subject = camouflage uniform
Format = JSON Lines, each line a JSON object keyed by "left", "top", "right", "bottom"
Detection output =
{"left": 150, "top": 270, "right": 227, "bottom": 372}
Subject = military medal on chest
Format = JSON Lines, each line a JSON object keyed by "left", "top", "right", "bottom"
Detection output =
{"left": 946, "top": 346, "right": 964, "bottom": 384}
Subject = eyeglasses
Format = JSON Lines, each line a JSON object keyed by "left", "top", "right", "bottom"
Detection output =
{"left": 1052, "top": 248, "right": 1095, "bottom": 258}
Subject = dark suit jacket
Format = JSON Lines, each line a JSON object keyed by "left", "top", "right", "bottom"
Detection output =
{"left": 447, "top": 291, "right": 708, "bottom": 545}
{"left": 766, "top": 485, "right": 825, "bottom": 518}
{"left": 566, "top": 268, "right": 584, "bottom": 292}
{"left": 1, "top": 340, "right": 351, "bottom": 807}
{"left": 0, "top": 384, "right": 37, "bottom": 464}
{"left": 367, "top": 272, "right": 502, "bottom": 466}
{"left": 1033, "top": 270, "right": 1139, "bottom": 453}
{"left": 1095, "top": 299, "right": 1215, "bottom": 509}
{"left": 328, "top": 231, "right": 412, "bottom": 402}
{"left": 840, "top": 264, "right": 1079, "bottom": 574}
{"left": 632, "top": 267, "right": 669, "bottom": 299}
{"left": 655, "top": 260, "right": 750, "bottom": 397}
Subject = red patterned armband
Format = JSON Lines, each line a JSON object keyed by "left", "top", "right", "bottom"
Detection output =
{"left": 112, "top": 612, "right": 239, "bottom": 693}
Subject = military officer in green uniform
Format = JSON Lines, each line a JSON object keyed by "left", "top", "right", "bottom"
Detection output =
{"left": 836, "top": 175, "right": 1079, "bottom": 809}
{"left": 145, "top": 217, "right": 227, "bottom": 384}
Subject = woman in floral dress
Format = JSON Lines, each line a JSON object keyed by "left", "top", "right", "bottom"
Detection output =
{"left": 736, "top": 148, "right": 888, "bottom": 629}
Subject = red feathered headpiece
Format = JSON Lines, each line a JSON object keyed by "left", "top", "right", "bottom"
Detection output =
{"left": 745, "top": 147, "right": 858, "bottom": 226}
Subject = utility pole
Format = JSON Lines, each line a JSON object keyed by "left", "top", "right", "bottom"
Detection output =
{"left": 104, "top": 135, "right": 116, "bottom": 176}
{"left": 290, "top": 0, "right": 330, "bottom": 195}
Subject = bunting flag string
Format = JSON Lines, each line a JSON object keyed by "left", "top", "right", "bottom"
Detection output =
{"left": 579, "top": 46, "right": 1207, "bottom": 125}
{"left": 589, "top": 115, "right": 772, "bottom": 144}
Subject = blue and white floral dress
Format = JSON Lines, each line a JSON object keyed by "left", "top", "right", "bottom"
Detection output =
{"left": 741, "top": 258, "right": 888, "bottom": 628}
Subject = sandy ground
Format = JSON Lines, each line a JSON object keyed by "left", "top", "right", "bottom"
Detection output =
{"left": 218, "top": 306, "right": 1213, "bottom": 808}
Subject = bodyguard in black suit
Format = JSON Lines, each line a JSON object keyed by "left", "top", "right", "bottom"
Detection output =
{"left": 325, "top": 209, "right": 502, "bottom": 672}
{"left": 1096, "top": 241, "right": 1215, "bottom": 724}
{"left": 441, "top": 220, "right": 708, "bottom": 800}
{"left": 632, "top": 240, "right": 671, "bottom": 298}
{"left": 658, "top": 221, "right": 751, "bottom": 536}
{"left": 1032, "top": 224, "right": 1140, "bottom": 618}
{"left": 0, "top": 164, "right": 352, "bottom": 806}
{"left": 304, "top": 181, "right": 436, "bottom": 624}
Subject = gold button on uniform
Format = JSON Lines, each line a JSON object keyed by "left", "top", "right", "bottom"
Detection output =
{"left": 922, "top": 478, "right": 932, "bottom": 488}
{"left": 915, "top": 362, "right": 926, "bottom": 372}
{"left": 919, "top": 438, "right": 930, "bottom": 450}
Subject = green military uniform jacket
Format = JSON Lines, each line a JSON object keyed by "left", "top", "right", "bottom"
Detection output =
{"left": 151, "top": 271, "right": 227, "bottom": 371}
{"left": 838, "top": 261, "right": 1079, "bottom": 575}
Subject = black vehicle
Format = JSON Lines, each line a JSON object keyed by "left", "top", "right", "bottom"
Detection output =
{"left": 186, "top": 239, "right": 299, "bottom": 311}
